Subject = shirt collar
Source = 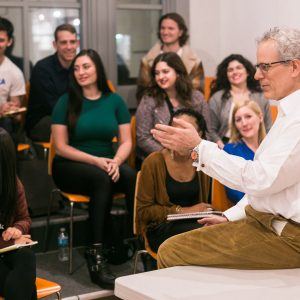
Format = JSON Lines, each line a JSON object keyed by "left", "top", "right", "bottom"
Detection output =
{"left": 278, "top": 89, "right": 300, "bottom": 116}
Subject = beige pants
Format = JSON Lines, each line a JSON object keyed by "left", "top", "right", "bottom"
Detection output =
{"left": 157, "top": 205, "right": 300, "bottom": 269}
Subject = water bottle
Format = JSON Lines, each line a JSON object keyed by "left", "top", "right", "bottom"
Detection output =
{"left": 58, "top": 227, "right": 69, "bottom": 262}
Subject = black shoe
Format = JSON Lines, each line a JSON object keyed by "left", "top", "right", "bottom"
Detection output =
{"left": 85, "top": 243, "right": 116, "bottom": 289}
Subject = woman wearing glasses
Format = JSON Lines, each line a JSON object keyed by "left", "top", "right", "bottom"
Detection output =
{"left": 209, "top": 54, "right": 272, "bottom": 149}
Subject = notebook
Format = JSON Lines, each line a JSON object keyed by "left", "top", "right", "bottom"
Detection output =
{"left": 167, "top": 211, "right": 223, "bottom": 221}
{"left": 0, "top": 241, "right": 38, "bottom": 254}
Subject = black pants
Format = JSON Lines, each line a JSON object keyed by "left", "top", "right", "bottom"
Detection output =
{"left": 147, "top": 220, "right": 202, "bottom": 252}
{"left": 28, "top": 116, "right": 51, "bottom": 142}
{"left": 0, "top": 247, "right": 37, "bottom": 300}
{"left": 52, "top": 158, "right": 136, "bottom": 243}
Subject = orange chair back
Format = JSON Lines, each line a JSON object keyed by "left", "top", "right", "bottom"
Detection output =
{"left": 270, "top": 105, "right": 278, "bottom": 123}
{"left": 204, "top": 77, "right": 215, "bottom": 101}
{"left": 48, "top": 136, "right": 55, "bottom": 176}
{"left": 211, "top": 179, "right": 232, "bottom": 211}
{"left": 127, "top": 116, "right": 136, "bottom": 169}
{"left": 107, "top": 80, "right": 116, "bottom": 92}
{"left": 133, "top": 171, "right": 157, "bottom": 259}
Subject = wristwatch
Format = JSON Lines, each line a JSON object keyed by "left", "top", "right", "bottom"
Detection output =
{"left": 190, "top": 146, "right": 199, "bottom": 163}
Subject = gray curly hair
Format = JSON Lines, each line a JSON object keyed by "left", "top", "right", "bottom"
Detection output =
{"left": 257, "top": 27, "right": 300, "bottom": 60}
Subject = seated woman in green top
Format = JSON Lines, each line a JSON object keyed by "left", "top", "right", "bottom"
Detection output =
{"left": 51, "top": 49, "right": 136, "bottom": 289}
{"left": 137, "top": 108, "right": 211, "bottom": 253}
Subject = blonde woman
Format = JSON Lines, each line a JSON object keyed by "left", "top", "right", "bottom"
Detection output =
{"left": 223, "top": 100, "right": 266, "bottom": 204}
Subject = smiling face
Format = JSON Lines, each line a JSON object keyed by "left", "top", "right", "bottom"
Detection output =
{"left": 53, "top": 30, "right": 78, "bottom": 66}
{"left": 159, "top": 18, "right": 182, "bottom": 46}
{"left": 154, "top": 61, "right": 177, "bottom": 91}
{"left": 0, "top": 30, "right": 12, "bottom": 59}
{"left": 227, "top": 60, "right": 248, "bottom": 87}
{"left": 234, "top": 105, "right": 262, "bottom": 140}
{"left": 254, "top": 40, "right": 295, "bottom": 100}
{"left": 74, "top": 55, "right": 97, "bottom": 88}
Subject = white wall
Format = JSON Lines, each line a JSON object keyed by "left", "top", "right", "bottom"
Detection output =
{"left": 190, "top": 0, "right": 300, "bottom": 76}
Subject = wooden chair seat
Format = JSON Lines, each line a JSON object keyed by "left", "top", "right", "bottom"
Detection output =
{"left": 61, "top": 192, "right": 90, "bottom": 203}
{"left": 36, "top": 277, "right": 61, "bottom": 299}
{"left": 17, "top": 143, "right": 30, "bottom": 152}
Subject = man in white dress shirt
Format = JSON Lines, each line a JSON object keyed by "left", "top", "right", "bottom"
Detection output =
{"left": 152, "top": 27, "right": 300, "bottom": 269}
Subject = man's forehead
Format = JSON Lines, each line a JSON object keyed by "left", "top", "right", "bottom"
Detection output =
{"left": 56, "top": 30, "right": 77, "bottom": 42}
{"left": 257, "top": 40, "right": 280, "bottom": 61}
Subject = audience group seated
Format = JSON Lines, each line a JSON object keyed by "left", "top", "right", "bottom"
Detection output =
{"left": 0, "top": 10, "right": 290, "bottom": 298}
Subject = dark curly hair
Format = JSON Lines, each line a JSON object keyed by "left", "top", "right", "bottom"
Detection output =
{"left": 210, "top": 54, "right": 261, "bottom": 100}
{"left": 169, "top": 108, "right": 207, "bottom": 139}
{"left": 158, "top": 13, "right": 189, "bottom": 47}
{"left": 146, "top": 52, "right": 193, "bottom": 107}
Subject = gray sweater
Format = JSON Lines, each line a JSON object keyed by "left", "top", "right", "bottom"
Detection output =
{"left": 209, "top": 90, "right": 272, "bottom": 143}
{"left": 136, "top": 90, "right": 211, "bottom": 160}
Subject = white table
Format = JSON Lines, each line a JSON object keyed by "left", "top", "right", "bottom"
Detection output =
{"left": 115, "top": 266, "right": 300, "bottom": 300}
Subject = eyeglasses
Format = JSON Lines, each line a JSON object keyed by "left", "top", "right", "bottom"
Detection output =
{"left": 255, "top": 60, "right": 291, "bottom": 73}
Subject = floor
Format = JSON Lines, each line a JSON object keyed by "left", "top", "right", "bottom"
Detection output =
{"left": 36, "top": 247, "right": 142, "bottom": 299}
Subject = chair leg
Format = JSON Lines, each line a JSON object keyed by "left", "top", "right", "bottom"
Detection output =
{"left": 56, "top": 291, "right": 61, "bottom": 300}
{"left": 133, "top": 249, "right": 148, "bottom": 274}
{"left": 43, "top": 147, "right": 48, "bottom": 160}
{"left": 44, "top": 189, "right": 60, "bottom": 252}
{"left": 69, "top": 201, "right": 74, "bottom": 274}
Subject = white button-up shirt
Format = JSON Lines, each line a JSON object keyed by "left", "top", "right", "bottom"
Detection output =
{"left": 194, "top": 89, "right": 300, "bottom": 222}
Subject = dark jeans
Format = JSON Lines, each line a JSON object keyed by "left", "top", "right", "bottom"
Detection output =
{"left": 52, "top": 158, "right": 136, "bottom": 243}
{"left": 0, "top": 247, "right": 37, "bottom": 300}
{"left": 147, "top": 220, "right": 202, "bottom": 252}
{"left": 28, "top": 116, "right": 51, "bottom": 142}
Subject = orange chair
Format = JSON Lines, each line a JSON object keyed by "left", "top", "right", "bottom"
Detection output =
{"left": 211, "top": 179, "right": 233, "bottom": 211}
{"left": 133, "top": 171, "right": 157, "bottom": 274}
{"left": 36, "top": 277, "right": 61, "bottom": 299}
{"left": 17, "top": 143, "right": 31, "bottom": 152}
{"left": 204, "top": 77, "right": 215, "bottom": 101}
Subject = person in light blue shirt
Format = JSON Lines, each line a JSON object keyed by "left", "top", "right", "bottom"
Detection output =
{"left": 223, "top": 100, "right": 266, "bottom": 204}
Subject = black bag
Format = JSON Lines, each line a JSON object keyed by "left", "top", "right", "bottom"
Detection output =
{"left": 18, "top": 157, "right": 59, "bottom": 216}
{"left": 106, "top": 210, "right": 135, "bottom": 265}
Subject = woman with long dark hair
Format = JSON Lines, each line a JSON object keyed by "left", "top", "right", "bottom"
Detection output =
{"left": 209, "top": 54, "right": 272, "bottom": 149}
{"left": 136, "top": 52, "right": 211, "bottom": 162}
{"left": 0, "top": 128, "right": 36, "bottom": 300}
{"left": 51, "top": 49, "right": 136, "bottom": 289}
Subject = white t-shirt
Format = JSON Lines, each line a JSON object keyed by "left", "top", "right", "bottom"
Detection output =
{"left": 0, "top": 56, "right": 25, "bottom": 105}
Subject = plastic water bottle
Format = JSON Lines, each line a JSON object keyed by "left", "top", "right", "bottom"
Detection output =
{"left": 58, "top": 227, "right": 69, "bottom": 262}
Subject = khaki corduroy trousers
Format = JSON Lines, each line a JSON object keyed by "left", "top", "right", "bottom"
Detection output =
{"left": 158, "top": 205, "right": 300, "bottom": 269}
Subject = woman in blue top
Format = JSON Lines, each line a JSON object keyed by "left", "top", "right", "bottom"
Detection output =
{"left": 223, "top": 100, "right": 266, "bottom": 204}
{"left": 51, "top": 49, "right": 136, "bottom": 289}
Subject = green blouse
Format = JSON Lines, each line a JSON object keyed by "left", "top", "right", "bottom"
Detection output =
{"left": 52, "top": 92, "right": 130, "bottom": 158}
